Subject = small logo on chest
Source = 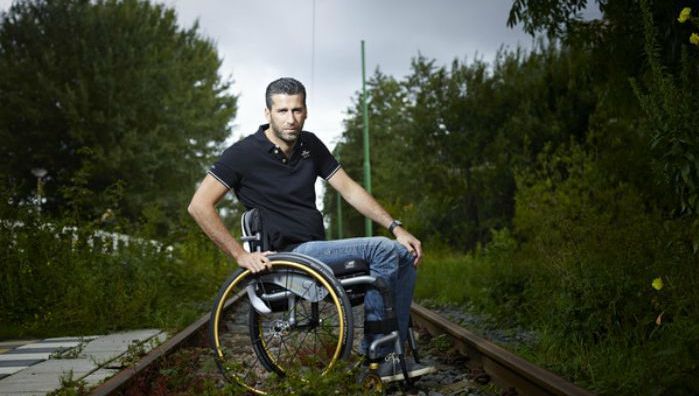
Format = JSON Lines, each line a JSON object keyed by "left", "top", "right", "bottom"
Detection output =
{"left": 301, "top": 149, "right": 311, "bottom": 159}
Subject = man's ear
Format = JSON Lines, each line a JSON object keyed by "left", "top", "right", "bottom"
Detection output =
{"left": 264, "top": 107, "right": 271, "bottom": 122}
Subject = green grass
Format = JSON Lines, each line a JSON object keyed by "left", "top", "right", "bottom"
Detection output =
{"left": 416, "top": 229, "right": 532, "bottom": 325}
{"left": 411, "top": 150, "right": 699, "bottom": 395}
{"left": 414, "top": 235, "right": 699, "bottom": 395}
{"left": 0, "top": 206, "right": 232, "bottom": 338}
{"left": 414, "top": 251, "right": 481, "bottom": 305}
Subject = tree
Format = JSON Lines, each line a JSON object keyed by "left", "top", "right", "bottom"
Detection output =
{"left": 632, "top": 0, "right": 699, "bottom": 250}
{"left": 326, "top": 46, "right": 599, "bottom": 250}
{"left": 508, "top": 0, "right": 591, "bottom": 37}
{"left": 0, "top": 0, "right": 237, "bottom": 233}
{"left": 508, "top": 0, "right": 699, "bottom": 212}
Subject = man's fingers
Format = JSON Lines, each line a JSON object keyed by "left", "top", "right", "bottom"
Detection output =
{"left": 413, "top": 256, "right": 421, "bottom": 267}
{"left": 250, "top": 260, "right": 263, "bottom": 273}
{"left": 410, "top": 240, "right": 422, "bottom": 266}
{"left": 239, "top": 251, "right": 273, "bottom": 273}
{"left": 398, "top": 239, "right": 421, "bottom": 267}
{"left": 260, "top": 254, "right": 273, "bottom": 270}
{"left": 411, "top": 243, "right": 421, "bottom": 256}
{"left": 249, "top": 252, "right": 273, "bottom": 271}
{"left": 258, "top": 251, "right": 275, "bottom": 269}
{"left": 413, "top": 251, "right": 421, "bottom": 266}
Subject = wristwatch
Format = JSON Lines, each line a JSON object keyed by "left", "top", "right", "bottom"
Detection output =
{"left": 388, "top": 219, "right": 403, "bottom": 235}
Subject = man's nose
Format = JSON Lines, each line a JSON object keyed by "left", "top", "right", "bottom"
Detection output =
{"left": 285, "top": 112, "right": 296, "bottom": 124}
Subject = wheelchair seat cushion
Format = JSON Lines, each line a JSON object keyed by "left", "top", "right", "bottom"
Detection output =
{"left": 327, "top": 259, "right": 369, "bottom": 278}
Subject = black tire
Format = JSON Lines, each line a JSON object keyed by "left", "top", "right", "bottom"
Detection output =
{"left": 209, "top": 253, "right": 353, "bottom": 394}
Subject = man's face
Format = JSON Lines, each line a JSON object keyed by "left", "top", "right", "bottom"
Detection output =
{"left": 265, "top": 94, "right": 307, "bottom": 144}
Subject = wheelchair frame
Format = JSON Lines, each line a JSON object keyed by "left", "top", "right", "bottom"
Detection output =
{"left": 208, "top": 209, "right": 420, "bottom": 394}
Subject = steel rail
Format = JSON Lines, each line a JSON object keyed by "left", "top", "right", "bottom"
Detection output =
{"left": 410, "top": 303, "right": 595, "bottom": 396}
{"left": 90, "top": 298, "right": 594, "bottom": 396}
{"left": 89, "top": 293, "right": 242, "bottom": 396}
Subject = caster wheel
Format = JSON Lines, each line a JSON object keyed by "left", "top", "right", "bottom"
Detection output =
{"left": 359, "top": 371, "right": 385, "bottom": 395}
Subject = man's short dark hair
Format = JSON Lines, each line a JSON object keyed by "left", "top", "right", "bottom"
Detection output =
{"left": 265, "top": 78, "right": 307, "bottom": 109}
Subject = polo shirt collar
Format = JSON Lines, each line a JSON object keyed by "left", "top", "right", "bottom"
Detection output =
{"left": 255, "top": 124, "right": 305, "bottom": 153}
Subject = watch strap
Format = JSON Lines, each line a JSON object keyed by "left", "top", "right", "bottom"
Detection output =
{"left": 388, "top": 220, "right": 403, "bottom": 234}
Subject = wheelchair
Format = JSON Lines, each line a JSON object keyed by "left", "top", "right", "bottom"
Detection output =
{"left": 209, "top": 208, "right": 422, "bottom": 394}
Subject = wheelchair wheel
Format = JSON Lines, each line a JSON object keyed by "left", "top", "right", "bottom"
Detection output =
{"left": 210, "top": 253, "right": 353, "bottom": 394}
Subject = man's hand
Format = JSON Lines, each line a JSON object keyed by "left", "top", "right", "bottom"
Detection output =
{"left": 235, "top": 251, "right": 275, "bottom": 273}
{"left": 394, "top": 228, "right": 422, "bottom": 267}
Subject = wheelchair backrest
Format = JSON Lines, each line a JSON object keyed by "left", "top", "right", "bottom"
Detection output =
{"left": 240, "top": 208, "right": 267, "bottom": 252}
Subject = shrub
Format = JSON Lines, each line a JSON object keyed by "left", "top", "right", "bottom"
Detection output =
{"left": 0, "top": 192, "right": 231, "bottom": 338}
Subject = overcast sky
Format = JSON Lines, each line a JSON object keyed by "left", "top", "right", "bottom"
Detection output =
{"left": 0, "top": 0, "right": 536, "bottom": 147}
{"left": 0, "top": 0, "right": 541, "bottom": 207}
{"left": 159, "top": 1, "right": 539, "bottom": 210}
{"left": 0, "top": 1, "right": 604, "bottom": 208}
{"left": 160, "top": 0, "right": 535, "bottom": 148}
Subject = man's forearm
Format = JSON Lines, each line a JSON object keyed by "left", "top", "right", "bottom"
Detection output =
{"left": 188, "top": 203, "right": 246, "bottom": 260}
{"left": 341, "top": 183, "right": 394, "bottom": 230}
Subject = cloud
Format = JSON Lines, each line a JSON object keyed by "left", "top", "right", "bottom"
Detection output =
{"left": 1, "top": 0, "right": 534, "bottom": 148}
{"left": 0, "top": 0, "right": 538, "bottom": 210}
{"left": 158, "top": 1, "right": 534, "bottom": 148}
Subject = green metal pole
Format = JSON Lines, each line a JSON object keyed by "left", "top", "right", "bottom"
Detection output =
{"left": 361, "top": 40, "right": 373, "bottom": 237}
{"left": 336, "top": 190, "right": 343, "bottom": 238}
{"left": 336, "top": 148, "right": 343, "bottom": 239}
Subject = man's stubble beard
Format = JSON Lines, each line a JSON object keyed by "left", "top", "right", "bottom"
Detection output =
{"left": 271, "top": 121, "right": 302, "bottom": 144}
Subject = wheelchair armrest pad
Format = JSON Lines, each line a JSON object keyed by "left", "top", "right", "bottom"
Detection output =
{"left": 328, "top": 259, "right": 369, "bottom": 278}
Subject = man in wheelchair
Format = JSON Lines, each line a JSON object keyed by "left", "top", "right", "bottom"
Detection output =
{"left": 189, "top": 77, "right": 435, "bottom": 384}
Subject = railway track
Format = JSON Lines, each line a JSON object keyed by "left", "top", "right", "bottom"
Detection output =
{"left": 90, "top": 299, "right": 594, "bottom": 396}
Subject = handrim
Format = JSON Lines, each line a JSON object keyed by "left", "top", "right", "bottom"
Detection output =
{"left": 211, "top": 260, "right": 349, "bottom": 394}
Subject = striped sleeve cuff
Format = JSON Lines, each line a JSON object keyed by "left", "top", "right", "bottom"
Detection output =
{"left": 208, "top": 170, "right": 231, "bottom": 190}
{"left": 323, "top": 164, "right": 342, "bottom": 180}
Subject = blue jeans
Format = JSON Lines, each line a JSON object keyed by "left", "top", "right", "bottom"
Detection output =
{"left": 292, "top": 236, "right": 416, "bottom": 357}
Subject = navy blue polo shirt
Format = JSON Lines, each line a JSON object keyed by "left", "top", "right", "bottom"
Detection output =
{"left": 208, "top": 124, "right": 341, "bottom": 251}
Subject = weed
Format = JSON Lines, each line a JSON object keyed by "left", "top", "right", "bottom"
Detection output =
{"left": 118, "top": 335, "right": 163, "bottom": 367}
{"left": 262, "top": 358, "right": 366, "bottom": 396}
{"left": 428, "top": 334, "right": 453, "bottom": 354}
{"left": 46, "top": 370, "right": 88, "bottom": 396}
{"left": 49, "top": 337, "right": 87, "bottom": 360}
